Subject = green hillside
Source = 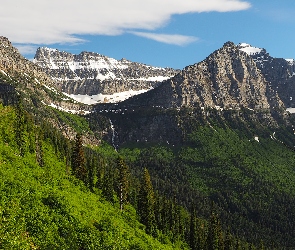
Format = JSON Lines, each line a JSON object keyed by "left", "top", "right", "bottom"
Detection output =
{"left": 0, "top": 103, "right": 187, "bottom": 249}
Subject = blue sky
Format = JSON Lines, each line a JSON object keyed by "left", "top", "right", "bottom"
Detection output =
{"left": 1, "top": 0, "right": 295, "bottom": 69}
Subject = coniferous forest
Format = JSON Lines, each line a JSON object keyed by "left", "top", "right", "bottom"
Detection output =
{"left": 1, "top": 95, "right": 295, "bottom": 249}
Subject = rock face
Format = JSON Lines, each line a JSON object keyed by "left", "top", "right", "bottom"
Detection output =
{"left": 115, "top": 41, "right": 283, "bottom": 111}
{"left": 238, "top": 43, "right": 295, "bottom": 108}
{"left": 0, "top": 37, "right": 53, "bottom": 84}
{"left": 33, "top": 47, "right": 178, "bottom": 100}
{"left": 0, "top": 36, "right": 98, "bottom": 144}
{"left": 0, "top": 36, "right": 90, "bottom": 113}
{"left": 91, "top": 42, "right": 286, "bottom": 147}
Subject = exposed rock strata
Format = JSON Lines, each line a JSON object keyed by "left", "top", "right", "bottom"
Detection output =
{"left": 0, "top": 36, "right": 96, "bottom": 144}
{"left": 113, "top": 41, "right": 283, "bottom": 111}
{"left": 239, "top": 44, "right": 295, "bottom": 108}
{"left": 33, "top": 47, "right": 178, "bottom": 97}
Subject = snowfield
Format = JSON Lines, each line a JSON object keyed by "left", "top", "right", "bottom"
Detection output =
{"left": 62, "top": 88, "right": 153, "bottom": 105}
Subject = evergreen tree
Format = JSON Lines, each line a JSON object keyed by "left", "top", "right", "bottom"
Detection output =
{"left": 116, "top": 156, "right": 129, "bottom": 211}
{"left": 138, "top": 168, "right": 156, "bottom": 235}
{"left": 88, "top": 156, "right": 97, "bottom": 192}
{"left": 259, "top": 240, "right": 265, "bottom": 250}
{"left": 224, "top": 228, "right": 234, "bottom": 250}
{"left": 71, "top": 133, "right": 87, "bottom": 182}
{"left": 216, "top": 215, "right": 224, "bottom": 250}
{"left": 206, "top": 210, "right": 224, "bottom": 250}
{"left": 189, "top": 208, "right": 198, "bottom": 250}
{"left": 35, "top": 128, "right": 44, "bottom": 167}
{"left": 101, "top": 168, "right": 115, "bottom": 203}
{"left": 15, "top": 95, "right": 25, "bottom": 156}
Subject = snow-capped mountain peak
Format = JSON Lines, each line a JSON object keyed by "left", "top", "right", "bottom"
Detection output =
{"left": 238, "top": 43, "right": 263, "bottom": 55}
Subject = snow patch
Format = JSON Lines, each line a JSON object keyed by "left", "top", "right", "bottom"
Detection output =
{"left": 43, "top": 84, "right": 59, "bottom": 94}
{"left": 238, "top": 43, "right": 262, "bottom": 55}
{"left": 286, "top": 59, "right": 295, "bottom": 66}
{"left": 131, "top": 76, "right": 172, "bottom": 81}
{"left": 42, "top": 101, "right": 90, "bottom": 115}
{"left": 286, "top": 107, "right": 295, "bottom": 113}
{"left": 96, "top": 71, "right": 116, "bottom": 81}
{"left": 63, "top": 88, "right": 153, "bottom": 105}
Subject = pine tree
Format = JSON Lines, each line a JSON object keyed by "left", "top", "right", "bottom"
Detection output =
{"left": 206, "top": 210, "right": 224, "bottom": 250}
{"left": 138, "top": 168, "right": 156, "bottom": 235}
{"left": 189, "top": 208, "right": 198, "bottom": 250}
{"left": 224, "top": 227, "right": 234, "bottom": 250}
{"left": 71, "top": 133, "right": 87, "bottom": 182}
{"left": 102, "top": 169, "right": 115, "bottom": 203}
{"left": 35, "top": 128, "right": 44, "bottom": 167}
{"left": 235, "top": 239, "right": 242, "bottom": 250}
{"left": 259, "top": 240, "right": 265, "bottom": 250}
{"left": 117, "top": 156, "right": 129, "bottom": 211}
{"left": 88, "top": 156, "right": 97, "bottom": 192}
{"left": 15, "top": 95, "right": 25, "bottom": 156}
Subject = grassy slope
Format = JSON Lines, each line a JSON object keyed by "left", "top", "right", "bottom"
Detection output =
{"left": 0, "top": 104, "right": 186, "bottom": 249}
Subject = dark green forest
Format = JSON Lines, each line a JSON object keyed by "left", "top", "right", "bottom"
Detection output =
{"left": 118, "top": 107, "right": 295, "bottom": 249}
{"left": 1, "top": 94, "right": 295, "bottom": 249}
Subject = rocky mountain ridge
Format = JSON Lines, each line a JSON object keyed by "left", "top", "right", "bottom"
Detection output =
{"left": 106, "top": 41, "right": 284, "bottom": 112}
{"left": 89, "top": 42, "right": 289, "bottom": 147}
{"left": 0, "top": 36, "right": 98, "bottom": 144}
{"left": 0, "top": 36, "right": 80, "bottom": 110}
{"left": 33, "top": 47, "right": 178, "bottom": 103}
{"left": 237, "top": 43, "right": 295, "bottom": 108}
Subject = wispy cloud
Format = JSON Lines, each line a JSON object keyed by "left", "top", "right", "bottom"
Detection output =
{"left": 265, "top": 8, "right": 295, "bottom": 23}
{"left": 0, "top": 0, "right": 251, "bottom": 45}
{"left": 14, "top": 45, "right": 39, "bottom": 55}
{"left": 131, "top": 32, "right": 198, "bottom": 46}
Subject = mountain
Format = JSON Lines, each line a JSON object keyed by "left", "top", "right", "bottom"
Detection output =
{"left": 110, "top": 41, "right": 283, "bottom": 111}
{"left": 238, "top": 42, "right": 295, "bottom": 109}
{"left": 90, "top": 41, "right": 287, "bottom": 147}
{"left": 95, "top": 43, "right": 295, "bottom": 248}
{"left": 0, "top": 36, "right": 100, "bottom": 144}
{"left": 33, "top": 47, "right": 178, "bottom": 104}
{"left": 0, "top": 36, "right": 82, "bottom": 112}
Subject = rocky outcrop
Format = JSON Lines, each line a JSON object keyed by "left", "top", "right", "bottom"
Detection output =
{"left": 91, "top": 42, "right": 286, "bottom": 147}
{"left": 0, "top": 36, "right": 97, "bottom": 143}
{"left": 113, "top": 41, "right": 283, "bottom": 111}
{"left": 33, "top": 47, "right": 178, "bottom": 97}
{"left": 238, "top": 43, "right": 295, "bottom": 108}
{"left": 0, "top": 37, "right": 53, "bottom": 84}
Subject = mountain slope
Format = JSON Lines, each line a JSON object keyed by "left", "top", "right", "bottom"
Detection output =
{"left": 238, "top": 42, "right": 295, "bottom": 109}
{"left": 106, "top": 41, "right": 283, "bottom": 112}
{"left": 33, "top": 47, "right": 178, "bottom": 104}
{"left": 0, "top": 103, "right": 186, "bottom": 249}
{"left": 119, "top": 113, "right": 295, "bottom": 248}
{"left": 0, "top": 36, "right": 103, "bottom": 144}
{"left": 89, "top": 41, "right": 287, "bottom": 147}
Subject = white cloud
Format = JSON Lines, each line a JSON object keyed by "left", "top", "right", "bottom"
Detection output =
{"left": 131, "top": 32, "right": 198, "bottom": 46}
{"left": 14, "top": 44, "right": 39, "bottom": 55}
{"left": 0, "top": 0, "right": 251, "bottom": 45}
